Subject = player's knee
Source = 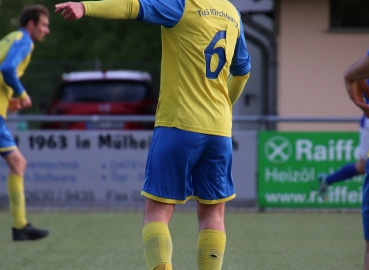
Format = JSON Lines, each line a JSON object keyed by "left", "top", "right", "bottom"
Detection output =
{"left": 14, "top": 156, "right": 27, "bottom": 172}
{"left": 8, "top": 155, "right": 27, "bottom": 175}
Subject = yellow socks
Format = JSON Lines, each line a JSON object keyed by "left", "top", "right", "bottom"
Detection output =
{"left": 7, "top": 174, "right": 27, "bottom": 229}
{"left": 197, "top": 230, "right": 226, "bottom": 270}
{"left": 142, "top": 222, "right": 173, "bottom": 270}
{"left": 142, "top": 224, "right": 225, "bottom": 270}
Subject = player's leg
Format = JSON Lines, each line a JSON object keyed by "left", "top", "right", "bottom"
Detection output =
{"left": 318, "top": 161, "right": 360, "bottom": 199}
{"left": 4, "top": 149, "right": 28, "bottom": 229}
{"left": 193, "top": 134, "right": 233, "bottom": 270}
{"left": 196, "top": 202, "right": 226, "bottom": 270}
{"left": 141, "top": 127, "right": 206, "bottom": 270}
{"left": 362, "top": 158, "right": 369, "bottom": 269}
{"left": 4, "top": 149, "right": 49, "bottom": 241}
{"left": 0, "top": 118, "right": 49, "bottom": 241}
{"left": 143, "top": 198, "right": 175, "bottom": 225}
{"left": 197, "top": 202, "right": 225, "bottom": 232}
{"left": 142, "top": 199, "right": 174, "bottom": 270}
{"left": 318, "top": 127, "right": 369, "bottom": 199}
{"left": 356, "top": 157, "right": 367, "bottom": 175}
{"left": 355, "top": 127, "right": 369, "bottom": 175}
{"left": 365, "top": 241, "right": 369, "bottom": 270}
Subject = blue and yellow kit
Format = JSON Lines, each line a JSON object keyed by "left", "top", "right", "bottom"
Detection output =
{"left": 82, "top": 0, "right": 251, "bottom": 137}
{"left": 0, "top": 28, "right": 33, "bottom": 119}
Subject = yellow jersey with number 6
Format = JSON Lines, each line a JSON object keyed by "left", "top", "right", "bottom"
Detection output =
{"left": 155, "top": 0, "right": 248, "bottom": 137}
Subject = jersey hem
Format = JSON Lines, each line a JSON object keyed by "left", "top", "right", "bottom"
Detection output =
{"left": 0, "top": 146, "right": 17, "bottom": 152}
{"left": 141, "top": 191, "right": 193, "bottom": 204}
{"left": 154, "top": 122, "right": 231, "bottom": 137}
{"left": 193, "top": 194, "right": 236, "bottom": 204}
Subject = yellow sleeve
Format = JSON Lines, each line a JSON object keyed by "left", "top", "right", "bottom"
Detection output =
{"left": 228, "top": 73, "right": 250, "bottom": 105}
{"left": 18, "top": 91, "right": 28, "bottom": 100}
{"left": 82, "top": 0, "right": 140, "bottom": 19}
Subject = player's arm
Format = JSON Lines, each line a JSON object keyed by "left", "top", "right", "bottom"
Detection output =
{"left": 344, "top": 51, "right": 369, "bottom": 117}
{"left": 55, "top": 0, "right": 140, "bottom": 20}
{"left": 228, "top": 73, "right": 250, "bottom": 105}
{"left": 228, "top": 17, "right": 251, "bottom": 105}
{"left": 55, "top": 0, "right": 185, "bottom": 27}
{"left": 0, "top": 40, "right": 31, "bottom": 105}
{"left": 344, "top": 52, "right": 369, "bottom": 82}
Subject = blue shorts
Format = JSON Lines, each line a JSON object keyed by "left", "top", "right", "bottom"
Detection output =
{"left": 0, "top": 117, "right": 17, "bottom": 157}
{"left": 141, "top": 127, "right": 235, "bottom": 204}
{"left": 363, "top": 159, "right": 369, "bottom": 240}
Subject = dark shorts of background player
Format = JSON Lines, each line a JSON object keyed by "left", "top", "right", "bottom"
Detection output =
{"left": 0, "top": 116, "right": 17, "bottom": 157}
{"left": 141, "top": 127, "right": 236, "bottom": 205}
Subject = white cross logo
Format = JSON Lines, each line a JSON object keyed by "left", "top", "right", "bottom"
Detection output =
{"left": 264, "top": 136, "right": 292, "bottom": 164}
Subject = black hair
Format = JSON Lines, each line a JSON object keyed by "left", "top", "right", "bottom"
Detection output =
{"left": 19, "top": 4, "right": 49, "bottom": 27}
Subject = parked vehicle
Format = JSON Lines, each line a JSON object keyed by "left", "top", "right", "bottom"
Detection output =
{"left": 41, "top": 70, "right": 157, "bottom": 130}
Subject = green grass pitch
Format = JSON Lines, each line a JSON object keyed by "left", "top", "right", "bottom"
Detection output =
{"left": 0, "top": 210, "right": 364, "bottom": 269}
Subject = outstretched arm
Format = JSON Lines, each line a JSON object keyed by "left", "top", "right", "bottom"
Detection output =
{"left": 55, "top": 0, "right": 184, "bottom": 27}
{"left": 344, "top": 52, "right": 369, "bottom": 117}
{"left": 55, "top": 0, "right": 140, "bottom": 20}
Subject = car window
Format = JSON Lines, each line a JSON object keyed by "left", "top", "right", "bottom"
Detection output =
{"left": 59, "top": 81, "right": 148, "bottom": 103}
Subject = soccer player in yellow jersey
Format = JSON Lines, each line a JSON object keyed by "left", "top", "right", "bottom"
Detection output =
{"left": 56, "top": 0, "right": 251, "bottom": 269}
{"left": 0, "top": 5, "right": 50, "bottom": 241}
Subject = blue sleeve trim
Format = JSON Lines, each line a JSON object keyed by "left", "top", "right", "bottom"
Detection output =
{"left": 137, "top": 0, "right": 185, "bottom": 27}
{"left": 367, "top": 50, "right": 369, "bottom": 56}
{"left": 230, "top": 17, "right": 251, "bottom": 76}
{"left": 0, "top": 32, "right": 32, "bottom": 95}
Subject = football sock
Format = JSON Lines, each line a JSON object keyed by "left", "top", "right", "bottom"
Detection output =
{"left": 142, "top": 222, "right": 172, "bottom": 270}
{"left": 7, "top": 174, "right": 27, "bottom": 229}
{"left": 197, "top": 229, "right": 226, "bottom": 270}
{"left": 326, "top": 163, "right": 358, "bottom": 185}
{"left": 151, "top": 263, "right": 171, "bottom": 270}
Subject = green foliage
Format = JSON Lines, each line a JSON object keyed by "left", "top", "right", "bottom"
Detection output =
{"left": 0, "top": 0, "right": 162, "bottom": 61}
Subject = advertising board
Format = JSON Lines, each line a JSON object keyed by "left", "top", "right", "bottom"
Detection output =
{"left": 0, "top": 130, "right": 257, "bottom": 208}
{"left": 258, "top": 132, "right": 363, "bottom": 208}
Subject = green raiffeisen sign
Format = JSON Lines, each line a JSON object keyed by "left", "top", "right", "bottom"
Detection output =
{"left": 258, "top": 132, "right": 363, "bottom": 208}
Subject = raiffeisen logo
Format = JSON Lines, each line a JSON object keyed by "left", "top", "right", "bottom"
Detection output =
{"left": 296, "top": 139, "right": 358, "bottom": 162}
{"left": 264, "top": 136, "right": 292, "bottom": 164}
{"left": 264, "top": 137, "right": 359, "bottom": 164}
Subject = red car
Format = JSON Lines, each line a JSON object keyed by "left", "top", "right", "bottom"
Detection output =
{"left": 42, "top": 70, "right": 158, "bottom": 130}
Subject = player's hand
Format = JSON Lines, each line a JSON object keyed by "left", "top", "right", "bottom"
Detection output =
{"left": 19, "top": 95, "right": 32, "bottom": 109}
{"left": 346, "top": 80, "right": 369, "bottom": 117}
{"left": 55, "top": 2, "right": 85, "bottom": 20}
{"left": 8, "top": 98, "right": 21, "bottom": 112}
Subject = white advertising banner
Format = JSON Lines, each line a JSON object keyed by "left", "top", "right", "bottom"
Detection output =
{"left": 0, "top": 130, "right": 257, "bottom": 208}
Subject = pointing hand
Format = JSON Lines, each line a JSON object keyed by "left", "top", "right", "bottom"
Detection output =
{"left": 55, "top": 2, "right": 85, "bottom": 21}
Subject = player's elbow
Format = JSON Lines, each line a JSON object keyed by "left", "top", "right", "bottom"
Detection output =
{"left": 0, "top": 67, "right": 16, "bottom": 84}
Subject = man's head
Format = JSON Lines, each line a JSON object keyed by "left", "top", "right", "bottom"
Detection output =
{"left": 20, "top": 4, "right": 50, "bottom": 42}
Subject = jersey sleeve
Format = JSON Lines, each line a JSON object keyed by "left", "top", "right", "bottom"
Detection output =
{"left": 230, "top": 16, "right": 251, "bottom": 76}
{"left": 136, "top": 0, "right": 185, "bottom": 27}
{"left": 82, "top": 0, "right": 185, "bottom": 27}
{"left": 83, "top": 0, "right": 140, "bottom": 19}
{"left": 228, "top": 73, "right": 250, "bottom": 104}
{"left": 0, "top": 39, "right": 31, "bottom": 96}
